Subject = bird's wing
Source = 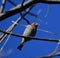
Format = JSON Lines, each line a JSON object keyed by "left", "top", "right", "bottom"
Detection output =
{"left": 23, "top": 25, "right": 33, "bottom": 36}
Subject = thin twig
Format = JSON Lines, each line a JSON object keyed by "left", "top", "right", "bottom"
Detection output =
{"left": 0, "top": 0, "right": 6, "bottom": 13}
{"left": 20, "top": 0, "right": 30, "bottom": 24}
{"left": 34, "top": 52, "right": 60, "bottom": 58}
{"left": 7, "top": 0, "right": 30, "bottom": 24}
{"left": 0, "top": 7, "right": 33, "bottom": 43}
{"left": 0, "top": 29, "right": 59, "bottom": 43}
{"left": 0, "top": 0, "right": 60, "bottom": 21}
{"left": 37, "top": 29, "right": 60, "bottom": 36}
{"left": 0, "top": 32, "right": 12, "bottom": 52}
{"left": 46, "top": 42, "right": 60, "bottom": 57}
{"left": 34, "top": 42, "right": 60, "bottom": 58}
{"left": 44, "top": 4, "right": 50, "bottom": 18}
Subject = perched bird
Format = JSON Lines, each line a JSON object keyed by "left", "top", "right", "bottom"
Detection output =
{"left": 17, "top": 23, "right": 38, "bottom": 50}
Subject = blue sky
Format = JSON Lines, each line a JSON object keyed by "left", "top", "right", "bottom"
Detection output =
{"left": 0, "top": 0, "right": 60, "bottom": 58}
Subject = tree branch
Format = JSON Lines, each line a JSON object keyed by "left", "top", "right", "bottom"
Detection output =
{"left": 0, "top": 29, "right": 59, "bottom": 43}
{"left": 0, "top": 0, "right": 6, "bottom": 13}
{"left": 0, "top": 0, "right": 60, "bottom": 21}
{"left": 36, "top": 52, "right": 60, "bottom": 58}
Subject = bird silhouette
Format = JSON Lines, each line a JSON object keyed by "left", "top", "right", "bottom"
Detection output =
{"left": 17, "top": 23, "right": 38, "bottom": 50}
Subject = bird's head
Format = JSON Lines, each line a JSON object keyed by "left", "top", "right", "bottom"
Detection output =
{"left": 31, "top": 23, "right": 38, "bottom": 29}
{"left": 31, "top": 23, "right": 38, "bottom": 26}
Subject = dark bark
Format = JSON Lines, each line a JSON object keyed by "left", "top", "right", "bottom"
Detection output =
{"left": 0, "top": 0, "right": 60, "bottom": 21}
{"left": 0, "top": 29, "right": 59, "bottom": 43}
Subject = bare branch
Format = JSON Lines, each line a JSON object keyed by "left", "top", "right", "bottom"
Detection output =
{"left": 0, "top": 0, "right": 60, "bottom": 21}
{"left": 0, "top": 0, "right": 36, "bottom": 21}
{"left": 0, "top": 29, "right": 59, "bottom": 43}
{"left": 7, "top": 0, "right": 30, "bottom": 24}
{"left": 44, "top": 4, "right": 50, "bottom": 18}
{"left": 20, "top": 0, "right": 30, "bottom": 24}
{"left": 34, "top": 42, "right": 60, "bottom": 58}
{"left": 0, "top": 0, "right": 6, "bottom": 13}
{"left": 0, "top": 1, "right": 35, "bottom": 43}
{"left": 0, "top": 7, "right": 33, "bottom": 43}
{"left": 37, "top": 52, "right": 60, "bottom": 58}
{"left": 37, "top": 29, "right": 60, "bottom": 36}
{"left": 33, "top": 52, "right": 60, "bottom": 58}
{"left": 21, "top": 0, "right": 25, "bottom": 7}
{"left": 43, "top": 42, "right": 60, "bottom": 58}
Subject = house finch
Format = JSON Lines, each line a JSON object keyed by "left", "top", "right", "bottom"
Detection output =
{"left": 17, "top": 23, "right": 38, "bottom": 50}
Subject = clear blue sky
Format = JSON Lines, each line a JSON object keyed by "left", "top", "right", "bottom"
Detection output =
{"left": 0, "top": 0, "right": 60, "bottom": 58}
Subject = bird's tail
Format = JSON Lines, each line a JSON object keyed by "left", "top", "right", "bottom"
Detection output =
{"left": 17, "top": 44, "right": 23, "bottom": 50}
